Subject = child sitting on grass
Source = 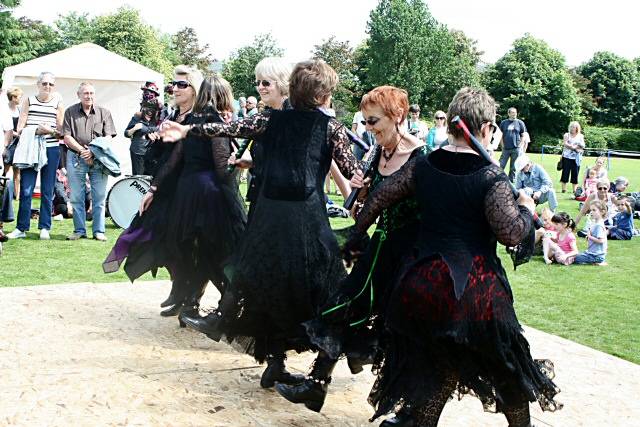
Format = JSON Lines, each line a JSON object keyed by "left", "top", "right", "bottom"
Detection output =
{"left": 568, "top": 201, "right": 608, "bottom": 265}
{"left": 607, "top": 196, "right": 634, "bottom": 240}
{"left": 542, "top": 211, "right": 578, "bottom": 265}
{"left": 534, "top": 207, "right": 556, "bottom": 252}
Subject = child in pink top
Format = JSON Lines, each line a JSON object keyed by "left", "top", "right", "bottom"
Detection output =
{"left": 583, "top": 168, "right": 598, "bottom": 198}
{"left": 543, "top": 212, "right": 579, "bottom": 265}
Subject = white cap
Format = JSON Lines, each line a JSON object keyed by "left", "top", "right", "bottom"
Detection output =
{"left": 514, "top": 155, "right": 531, "bottom": 172}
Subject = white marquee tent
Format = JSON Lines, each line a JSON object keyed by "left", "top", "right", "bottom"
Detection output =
{"left": 1, "top": 42, "right": 164, "bottom": 179}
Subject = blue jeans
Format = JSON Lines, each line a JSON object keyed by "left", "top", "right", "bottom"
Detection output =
{"left": 67, "top": 151, "right": 108, "bottom": 236}
{"left": 16, "top": 146, "right": 60, "bottom": 231}
{"left": 1, "top": 178, "right": 14, "bottom": 222}
{"left": 523, "top": 188, "right": 558, "bottom": 211}
{"left": 499, "top": 147, "right": 521, "bottom": 182}
{"left": 573, "top": 252, "right": 605, "bottom": 265}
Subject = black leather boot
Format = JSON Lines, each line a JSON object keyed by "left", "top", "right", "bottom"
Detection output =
{"left": 180, "top": 310, "right": 223, "bottom": 340}
{"left": 260, "top": 355, "right": 305, "bottom": 389}
{"left": 275, "top": 352, "right": 337, "bottom": 412}
{"left": 160, "top": 302, "right": 183, "bottom": 317}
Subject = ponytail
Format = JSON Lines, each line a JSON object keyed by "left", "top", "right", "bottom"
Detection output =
{"left": 551, "top": 211, "right": 575, "bottom": 231}
{"left": 567, "top": 218, "right": 576, "bottom": 231}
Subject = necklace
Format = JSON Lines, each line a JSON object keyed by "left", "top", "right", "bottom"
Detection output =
{"left": 381, "top": 145, "right": 398, "bottom": 168}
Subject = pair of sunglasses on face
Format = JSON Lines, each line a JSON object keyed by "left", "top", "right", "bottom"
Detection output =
{"left": 41, "top": 82, "right": 55, "bottom": 87}
{"left": 254, "top": 80, "right": 274, "bottom": 88}
{"left": 171, "top": 80, "right": 191, "bottom": 89}
{"left": 360, "top": 117, "right": 381, "bottom": 126}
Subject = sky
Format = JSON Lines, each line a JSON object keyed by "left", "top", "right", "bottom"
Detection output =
{"left": 13, "top": 0, "right": 640, "bottom": 67}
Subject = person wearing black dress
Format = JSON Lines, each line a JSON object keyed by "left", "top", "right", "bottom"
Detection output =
{"left": 343, "top": 87, "right": 561, "bottom": 426}
{"left": 103, "top": 75, "right": 247, "bottom": 327}
{"left": 278, "top": 86, "right": 428, "bottom": 412}
{"left": 161, "top": 60, "right": 363, "bottom": 398}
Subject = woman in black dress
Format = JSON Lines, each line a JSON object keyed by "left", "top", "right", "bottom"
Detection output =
{"left": 344, "top": 87, "right": 560, "bottom": 426}
{"left": 161, "top": 60, "right": 363, "bottom": 398}
{"left": 104, "top": 74, "right": 246, "bottom": 326}
{"left": 276, "top": 86, "right": 428, "bottom": 412}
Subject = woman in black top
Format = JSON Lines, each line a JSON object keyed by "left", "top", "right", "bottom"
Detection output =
{"left": 344, "top": 88, "right": 561, "bottom": 426}
{"left": 161, "top": 60, "right": 363, "bottom": 397}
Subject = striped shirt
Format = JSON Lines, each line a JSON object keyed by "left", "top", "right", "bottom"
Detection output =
{"left": 26, "top": 94, "right": 61, "bottom": 147}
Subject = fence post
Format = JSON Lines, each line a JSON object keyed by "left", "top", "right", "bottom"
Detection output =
{"left": 541, "top": 145, "right": 545, "bottom": 159}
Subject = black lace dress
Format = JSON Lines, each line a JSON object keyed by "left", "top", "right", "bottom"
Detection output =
{"left": 187, "top": 109, "right": 362, "bottom": 362}
{"left": 349, "top": 149, "right": 561, "bottom": 422}
{"left": 303, "top": 145, "right": 429, "bottom": 361}
{"left": 104, "top": 109, "right": 247, "bottom": 299}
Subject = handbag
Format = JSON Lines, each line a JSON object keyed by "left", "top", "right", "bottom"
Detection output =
{"left": 2, "top": 138, "right": 18, "bottom": 165}
{"left": 556, "top": 159, "right": 563, "bottom": 171}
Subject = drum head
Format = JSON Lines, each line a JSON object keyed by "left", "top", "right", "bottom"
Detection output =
{"left": 107, "top": 176, "right": 151, "bottom": 229}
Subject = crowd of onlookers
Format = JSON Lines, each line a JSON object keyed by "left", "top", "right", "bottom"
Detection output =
{"left": 1, "top": 73, "right": 637, "bottom": 265}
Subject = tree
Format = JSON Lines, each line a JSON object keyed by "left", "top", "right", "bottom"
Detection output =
{"left": 91, "top": 7, "right": 174, "bottom": 78}
{"left": 312, "top": 36, "right": 358, "bottom": 120}
{"left": 222, "top": 33, "right": 284, "bottom": 97}
{"left": 172, "top": 27, "right": 213, "bottom": 73}
{"left": 18, "top": 17, "right": 64, "bottom": 56}
{"left": 54, "top": 12, "right": 94, "bottom": 48}
{"left": 361, "top": 0, "right": 480, "bottom": 114}
{"left": 578, "top": 51, "right": 639, "bottom": 127}
{"left": 0, "top": 0, "right": 37, "bottom": 73}
{"left": 484, "top": 34, "right": 581, "bottom": 136}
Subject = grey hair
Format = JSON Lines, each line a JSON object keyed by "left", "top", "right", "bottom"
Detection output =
{"left": 77, "top": 82, "right": 95, "bottom": 94}
{"left": 255, "top": 57, "right": 293, "bottom": 97}
{"left": 37, "top": 72, "right": 55, "bottom": 83}
{"left": 447, "top": 87, "right": 496, "bottom": 140}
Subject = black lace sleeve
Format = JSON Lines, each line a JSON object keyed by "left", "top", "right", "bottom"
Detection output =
{"left": 329, "top": 119, "right": 364, "bottom": 179}
{"left": 191, "top": 112, "right": 270, "bottom": 139}
{"left": 151, "top": 139, "right": 184, "bottom": 188}
{"left": 484, "top": 171, "right": 533, "bottom": 247}
{"left": 354, "top": 157, "right": 418, "bottom": 233}
{"left": 211, "top": 137, "right": 234, "bottom": 182}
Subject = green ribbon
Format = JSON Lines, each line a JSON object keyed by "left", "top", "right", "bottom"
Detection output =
{"left": 322, "top": 229, "right": 387, "bottom": 327}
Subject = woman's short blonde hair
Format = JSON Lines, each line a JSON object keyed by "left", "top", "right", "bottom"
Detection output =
{"left": 568, "top": 121, "right": 581, "bottom": 134}
{"left": 6, "top": 87, "right": 23, "bottom": 101}
{"left": 173, "top": 64, "right": 204, "bottom": 98}
{"left": 288, "top": 60, "right": 338, "bottom": 110}
{"left": 446, "top": 87, "right": 496, "bottom": 139}
{"left": 255, "top": 57, "right": 293, "bottom": 97}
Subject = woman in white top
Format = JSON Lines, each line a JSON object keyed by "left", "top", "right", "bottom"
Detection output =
{"left": 7, "top": 72, "right": 64, "bottom": 240}
{"left": 582, "top": 155, "right": 608, "bottom": 189}
{"left": 559, "top": 121, "right": 585, "bottom": 194}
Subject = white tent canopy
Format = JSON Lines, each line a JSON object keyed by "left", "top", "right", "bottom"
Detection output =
{"left": 1, "top": 42, "right": 164, "bottom": 178}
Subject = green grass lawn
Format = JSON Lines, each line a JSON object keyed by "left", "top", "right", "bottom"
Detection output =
{"left": 1, "top": 153, "right": 639, "bottom": 363}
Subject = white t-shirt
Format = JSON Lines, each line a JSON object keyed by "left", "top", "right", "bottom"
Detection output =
{"left": 0, "top": 100, "right": 13, "bottom": 132}
{"left": 352, "top": 111, "right": 366, "bottom": 138}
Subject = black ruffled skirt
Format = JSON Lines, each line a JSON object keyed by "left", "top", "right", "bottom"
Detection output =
{"left": 368, "top": 254, "right": 561, "bottom": 420}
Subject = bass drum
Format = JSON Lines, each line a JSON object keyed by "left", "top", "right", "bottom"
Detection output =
{"left": 107, "top": 175, "right": 151, "bottom": 229}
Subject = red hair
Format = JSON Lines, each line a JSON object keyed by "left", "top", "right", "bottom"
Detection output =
{"left": 360, "top": 86, "right": 409, "bottom": 121}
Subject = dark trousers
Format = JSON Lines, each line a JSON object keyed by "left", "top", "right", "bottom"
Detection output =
{"left": 17, "top": 146, "right": 60, "bottom": 231}
{"left": 560, "top": 156, "right": 580, "bottom": 184}
{"left": 130, "top": 152, "right": 146, "bottom": 176}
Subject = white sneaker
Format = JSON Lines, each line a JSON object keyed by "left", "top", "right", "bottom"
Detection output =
{"left": 7, "top": 229, "right": 26, "bottom": 239}
{"left": 40, "top": 229, "right": 50, "bottom": 240}
{"left": 93, "top": 232, "right": 107, "bottom": 242}
{"left": 53, "top": 214, "right": 64, "bottom": 221}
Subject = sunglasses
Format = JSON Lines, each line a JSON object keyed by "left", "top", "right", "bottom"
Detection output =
{"left": 597, "top": 187, "right": 609, "bottom": 190}
{"left": 171, "top": 80, "right": 191, "bottom": 89}
{"left": 435, "top": 116, "right": 446, "bottom": 120}
{"left": 360, "top": 117, "right": 381, "bottom": 126}
{"left": 41, "top": 82, "right": 55, "bottom": 87}
{"left": 255, "top": 80, "right": 273, "bottom": 87}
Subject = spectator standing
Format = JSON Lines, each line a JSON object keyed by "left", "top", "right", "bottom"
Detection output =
{"left": 498, "top": 107, "right": 527, "bottom": 181}
{"left": 2, "top": 87, "right": 23, "bottom": 198}
{"left": 426, "top": 110, "right": 448, "bottom": 151}
{"left": 6, "top": 72, "right": 64, "bottom": 240}
{"left": 124, "top": 100, "right": 160, "bottom": 175}
{"left": 351, "top": 110, "right": 368, "bottom": 160}
{"left": 514, "top": 155, "right": 558, "bottom": 211}
{"left": 559, "top": 121, "right": 585, "bottom": 194}
{"left": 407, "top": 104, "right": 428, "bottom": 141}
{"left": 62, "top": 82, "right": 117, "bottom": 241}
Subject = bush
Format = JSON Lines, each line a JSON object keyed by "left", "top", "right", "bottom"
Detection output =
{"left": 529, "top": 126, "right": 640, "bottom": 154}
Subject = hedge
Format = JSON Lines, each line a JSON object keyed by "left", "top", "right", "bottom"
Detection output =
{"left": 530, "top": 126, "right": 640, "bottom": 154}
